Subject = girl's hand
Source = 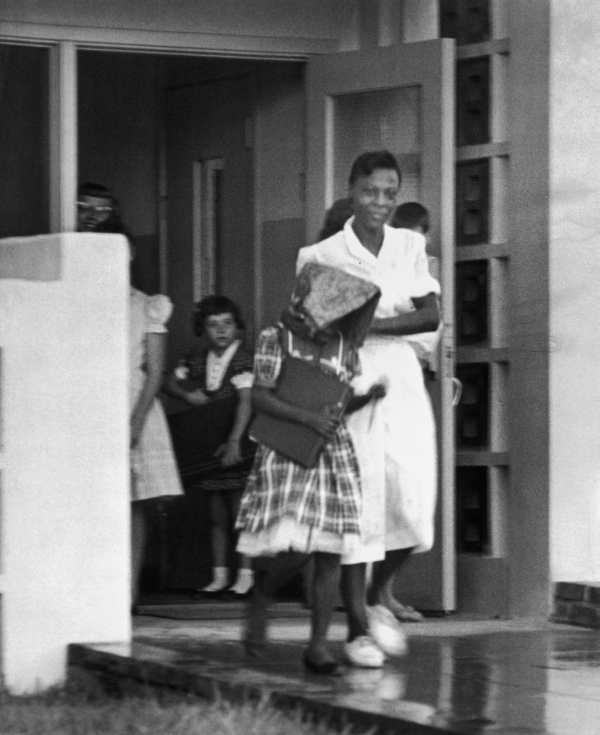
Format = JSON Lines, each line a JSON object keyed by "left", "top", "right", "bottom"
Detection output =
{"left": 368, "top": 381, "right": 388, "bottom": 401}
{"left": 185, "top": 389, "right": 209, "bottom": 407}
{"left": 215, "top": 438, "right": 242, "bottom": 467}
{"left": 303, "top": 406, "right": 341, "bottom": 438}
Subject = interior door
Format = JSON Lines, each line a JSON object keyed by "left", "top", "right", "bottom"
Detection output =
{"left": 306, "top": 39, "right": 456, "bottom": 612}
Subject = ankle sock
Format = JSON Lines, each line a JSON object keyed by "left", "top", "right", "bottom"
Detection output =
{"left": 228, "top": 568, "right": 254, "bottom": 595}
{"left": 199, "top": 566, "right": 229, "bottom": 592}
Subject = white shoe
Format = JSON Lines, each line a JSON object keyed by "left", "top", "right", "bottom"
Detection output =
{"left": 367, "top": 605, "right": 408, "bottom": 657}
{"left": 344, "top": 636, "right": 385, "bottom": 668}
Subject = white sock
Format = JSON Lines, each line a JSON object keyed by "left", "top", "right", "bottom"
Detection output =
{"left": 199, "top": 566, "right": 228, "bottom": 592}
{"left": 228, "top": 568, "right": 254, "bottom": 595}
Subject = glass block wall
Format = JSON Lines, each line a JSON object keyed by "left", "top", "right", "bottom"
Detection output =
{"left": 441, "top": 0, "right": 509, "bottom": 559}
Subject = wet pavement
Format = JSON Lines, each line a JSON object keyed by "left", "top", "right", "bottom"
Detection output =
{"left": 69, "top": 602, "right": 600, "bottom": 735}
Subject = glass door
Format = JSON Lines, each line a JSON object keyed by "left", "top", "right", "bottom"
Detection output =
{"left": 306, "top": 39, "right": 456, "bottom": 611}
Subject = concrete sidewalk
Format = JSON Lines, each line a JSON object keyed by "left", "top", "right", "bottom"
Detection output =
{"left": 69, "top": 603, "right": 600, "bottom": 735}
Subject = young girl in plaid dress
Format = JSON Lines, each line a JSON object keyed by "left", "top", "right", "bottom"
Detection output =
{"left": 236, "top": 263, "right": 384, "bottom": 675}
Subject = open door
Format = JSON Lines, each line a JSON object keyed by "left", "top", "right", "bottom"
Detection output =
{"left": 306, "top": 39, "right": 456, "bottom": 612}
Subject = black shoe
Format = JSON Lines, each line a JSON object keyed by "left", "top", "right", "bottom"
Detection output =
{"left": 221, "top": 587, "right": 253, "bottom": 602}
{"left": 192, "top": 587, "right": 228, "bottom": 600}
{"left": 302, "top": 651, "right": 342, "bottom": 676}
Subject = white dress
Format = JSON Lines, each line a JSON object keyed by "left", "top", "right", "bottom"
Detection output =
{"left": 297, "top": 219, "right": 440, "bottom": 564}
{"left": 130, "top": 288, "right": 183, "bottom": 502}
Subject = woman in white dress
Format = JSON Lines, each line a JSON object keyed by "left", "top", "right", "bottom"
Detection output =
{"left": 297, "top": 150, "right": 440, "bottom": 666}
{"left": 77, "top": 184, "right": 183, "bottom": 610}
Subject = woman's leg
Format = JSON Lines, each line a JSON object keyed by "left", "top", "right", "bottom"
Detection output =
{"left": 199, "top": 492, "right": 230, "bottom": 592}
{"left": 305, "top": 552, "right": 341, "bottom": 666}
{"left": 131, "top": 500, "right": 147, "bottom": 606}
{"left": 367, "top": 547, "right": 414, "bottom": 607}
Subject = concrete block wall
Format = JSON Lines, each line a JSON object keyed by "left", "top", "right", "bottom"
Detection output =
{"left": 0, "top": 234, "right": 131, "bottom": 693}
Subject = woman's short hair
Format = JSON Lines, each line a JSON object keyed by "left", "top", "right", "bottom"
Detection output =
{"left": 348, "top": 150, "right": 402, "bottom": 188}
{"left": 193, "top": 295, "right": 245, "bottom": 336}
{"left": 391, "top": 202, "right": 430, "bottom": 234}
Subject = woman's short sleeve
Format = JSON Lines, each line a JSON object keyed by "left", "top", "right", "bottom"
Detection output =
{"left": 145, "top": 294, "right": 173, "bottom": 334}
{"left": 253, "top": 326, "right": 283, "bottom": 389}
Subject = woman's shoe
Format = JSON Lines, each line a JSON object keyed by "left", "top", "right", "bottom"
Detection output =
{"left": 302, "top": 650, "right": 342, "bottom": 676}
{"left": 344, "top": 636, "right": 385, "bottom": 668}
{"left": 367, "top": 605, "right": 408, "bottom": 657}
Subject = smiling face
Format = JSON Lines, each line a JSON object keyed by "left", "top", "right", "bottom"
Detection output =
{"left": 204, "top": 312, "right": 238, "bottom": 354}
{"left": 77, "top": 194, "right": 113, "bottom": 232}
{"left": 350, "top": 168, "right": 400, "bottom": 233}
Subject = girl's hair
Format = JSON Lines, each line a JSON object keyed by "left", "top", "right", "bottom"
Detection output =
{"left": 77, "top": 181, "right": 128, "bottom": 235}
{"left": 391, "top": 201, "right": 430, "bottom": 234}
{"left": 348, "top": 150, "right": 402, "bottom": 187}
{"left": 193, "top": 295, "right": 245, "bottom": 336}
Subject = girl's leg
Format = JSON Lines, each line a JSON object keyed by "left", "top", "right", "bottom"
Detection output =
{"left": 305, "top": 552, "right": 341, "bottom": 668}
{"left": 227, "top": 488, "right": 254, "bottom": 595}
{"left": 199, "top": 492, "right": 230, "bottom": 593}
{"left": 131, "top": 500, "right": 147, "bottom": 607}
{"left": 367, "top": 547, "right": 414, "bottom": 607}
{"left": 340, "top": 562, "right": 369, "bottom": 641}
{"left": 245, "top": 552, "right": 308, "bottom": 657}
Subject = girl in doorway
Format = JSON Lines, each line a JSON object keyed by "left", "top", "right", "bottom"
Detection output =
{"left": 165, "top": 296, "right": 255, "bottom": 598}
{"left": 236, "top": 263, "right": 384, "bottom": 675}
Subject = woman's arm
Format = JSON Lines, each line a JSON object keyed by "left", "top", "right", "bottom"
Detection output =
{"left": 131, "top": 332, "right": 166, "bottom": 448}
{"left": 217, "top": 387, "right": 253, "bottom": 467}
{"left": 369, "top": 292, "right": 440, "bottom": 337}
{"left": 252, "top": 385, "right": 340, "bottom": 438}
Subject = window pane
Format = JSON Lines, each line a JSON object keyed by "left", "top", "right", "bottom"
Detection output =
{"left": 0, "top": 44, "right": 49, "bottom": 238}
{"left": 333, "top": 86, "right": 421, "bottom": 203}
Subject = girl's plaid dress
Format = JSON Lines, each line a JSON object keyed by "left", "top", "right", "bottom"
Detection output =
{"left": 236, "top": 326, "right": 362, "bottom": 557}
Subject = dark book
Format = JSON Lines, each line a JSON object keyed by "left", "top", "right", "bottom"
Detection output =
{"left": 249, "top": 355, "right": 351, "bottom": 468}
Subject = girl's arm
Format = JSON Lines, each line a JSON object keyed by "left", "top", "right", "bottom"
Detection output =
{"left": 369, "top": 292, "right": 440, "bottom": 337}
{"left": 346, "top": 382, "right": 387, "bottom": 415}
{"left": 217, "top": 387, "right": 253, "bottom": 467}
{"left": 163, "top": 371, "right": 209, "bottom": 406}
{"left": 252, "top": 385, "right": 340, "bottom": 438}
{"left": 131, "top": 332, "right": 166, "bottom": 448}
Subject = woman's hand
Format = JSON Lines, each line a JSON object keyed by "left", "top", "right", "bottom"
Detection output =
{"left": 185, "top": 389, "right": 210, "bottom": 407}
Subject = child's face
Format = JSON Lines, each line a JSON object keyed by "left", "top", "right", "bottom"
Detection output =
{"left": 204, "top": 312, "right": 237, "bottom": 353}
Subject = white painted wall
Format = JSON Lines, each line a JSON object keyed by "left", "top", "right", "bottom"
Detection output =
{"left": 0, "top": 234, "right": 130, "bottom": 693}
{"left": 549, "top": 0, "right": 600, "bottom": 582}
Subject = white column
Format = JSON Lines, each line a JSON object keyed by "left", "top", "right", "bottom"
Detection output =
{"left": 549, "top": 0, "right": 600, "bottom": 582}
{"left": 49, "top": 42, "right": 78, "bottom": 233}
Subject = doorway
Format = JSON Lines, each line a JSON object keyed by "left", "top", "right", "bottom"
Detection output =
{"left": 78, "top": 51, "right": 306, "bottom": 594}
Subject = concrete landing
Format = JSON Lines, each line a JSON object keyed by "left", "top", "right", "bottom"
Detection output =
{"left": 69, "top": 605, "right": 600, "bottom": 735}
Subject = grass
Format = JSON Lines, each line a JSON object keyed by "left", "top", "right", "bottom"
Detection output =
{"left": 0, "top": 679, "right": 367, "bottom": 735}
